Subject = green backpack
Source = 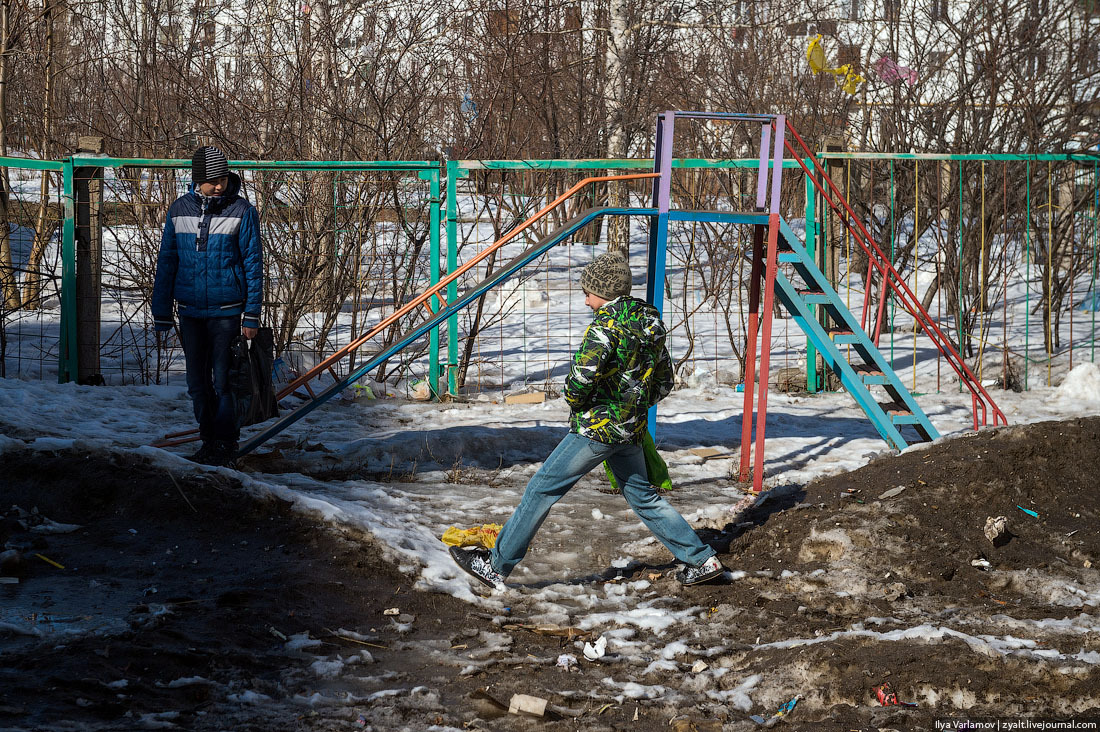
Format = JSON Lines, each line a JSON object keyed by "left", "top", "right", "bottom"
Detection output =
{"left": 602, "top": 431, "right": 673, "bottom": 492}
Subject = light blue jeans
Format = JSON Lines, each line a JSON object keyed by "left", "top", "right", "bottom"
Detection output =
{"left": 490, "top": 432, "right": 716, "bottom": 576}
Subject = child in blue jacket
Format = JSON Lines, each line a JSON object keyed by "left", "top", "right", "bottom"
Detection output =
{"left": 152, "top": 146, "right": 263, "bottom": 465}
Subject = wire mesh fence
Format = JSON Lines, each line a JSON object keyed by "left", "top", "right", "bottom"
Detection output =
{"left": 818, "top": 154, "right": 1100, "bottom": 392}
{"left": 0, "top": 164, "right": 66, "bottom": 381}
{"left": 3, "top": 158, "right": 440, "bottom": 391}
{"left": 442, "top": 159, "right": 808, "bottom": 397}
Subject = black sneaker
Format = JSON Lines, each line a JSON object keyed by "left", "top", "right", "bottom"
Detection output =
{"left": 449, "top": 546, "right": 505, "bottom": 590}
{"left": 205, "top": 441, "right": 239, "bottom": 468}
{"left": 676, "top": 556, "right": 725, "bottom": 586}
{"left": 188, "top": 442, "right": 215, "bottom": 463}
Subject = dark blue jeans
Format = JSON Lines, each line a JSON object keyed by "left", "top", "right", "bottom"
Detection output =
{"left": 178, "top": 315, "right": 241, "bottom": 444}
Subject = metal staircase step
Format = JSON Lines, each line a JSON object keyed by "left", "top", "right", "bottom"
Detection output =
{"left": 797, "top": 290, "right": 830, "bottom": 305}
{"left": 852, "top": 364, "right": 887, "bottom": 385}
{"left": 878, "top": 401, "right": 921, "bottom": 424}
{"left": 828, "top": 330, "right": 861, "bottom": 345}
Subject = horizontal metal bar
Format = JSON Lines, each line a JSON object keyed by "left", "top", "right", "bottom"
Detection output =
{"left": 0, "top": 157, "right": 65, "bottom": 171}
{"left": 456, "top": 158, "right": 801, "bottom": 171}
{"left": 819, "top": 152, "right": 1099, "bottom": 162}
{"left": 667, "top": 210, "right": 768, "bottom": 224}
{"left": 669, "top": 111, "right": 779, "bottom": 122}
{"left": 68, "top": 156, "right": 438, "bottom": 171}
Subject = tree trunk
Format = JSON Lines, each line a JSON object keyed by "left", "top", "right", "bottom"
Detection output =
{"left": 603, "top": 0, "right": 630, "bottom": 256}
{"left": 21, "top": 0, "right": 53, "bottom": 309}
{"left": 0, "top": 0, "right": 17, "bottom": 310}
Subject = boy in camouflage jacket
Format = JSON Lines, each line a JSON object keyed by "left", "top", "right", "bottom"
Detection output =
{"left": 450, "top": 253, "right": 726, "bottom": 589}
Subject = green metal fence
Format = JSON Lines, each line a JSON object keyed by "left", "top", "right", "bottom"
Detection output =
{"left": 0, "top": 158, "right": 75, "bottom": 381}
{"left": 3, "top": 151, "right": 1098, "bottom": 397}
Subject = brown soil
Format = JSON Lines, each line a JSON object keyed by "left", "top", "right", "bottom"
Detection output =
{"left": 1, "top": 417, "right": 1099, "bottom": 731}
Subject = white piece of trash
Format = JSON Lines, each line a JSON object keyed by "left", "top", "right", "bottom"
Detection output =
{"left": 555, "top": 653, "right": 578, "bottom": 671}
{"left": 984, "top": 516, "right": 1008, "bottom": 544}
{"left": 691, "top": 660, "right": 709, "bottom": 674}
{"left": 583, "top": 635, "right": 607, "bottom": 661}
{"left": 509, "top": 693, "right": 548, "bottom": 716}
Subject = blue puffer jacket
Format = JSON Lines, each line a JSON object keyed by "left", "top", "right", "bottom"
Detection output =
{"left": 152, "top": 172, "right": 263, "bottom": 330}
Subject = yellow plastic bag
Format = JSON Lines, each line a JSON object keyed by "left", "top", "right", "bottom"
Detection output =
{"left": 441, "top": 523, "right": 502, "bottom": 549}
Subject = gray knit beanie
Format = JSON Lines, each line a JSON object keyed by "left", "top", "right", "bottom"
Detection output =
{"left": 580, "top": 252, "right": 632, "bottom": 300}
{"left": 192, "top": 146, "right": 229, "bottom": 184}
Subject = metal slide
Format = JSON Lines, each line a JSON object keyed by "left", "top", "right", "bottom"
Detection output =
{"left": 237, "top": 206, "right": 642, "bottom": 456}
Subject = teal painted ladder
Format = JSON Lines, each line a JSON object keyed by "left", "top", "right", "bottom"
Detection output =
{"left": 773, "top": 216, "right": 939, "bottom": 451}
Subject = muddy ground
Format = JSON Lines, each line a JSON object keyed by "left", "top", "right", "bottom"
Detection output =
{"left": 1, "top": 418, "right": 1099, "bottom": 731}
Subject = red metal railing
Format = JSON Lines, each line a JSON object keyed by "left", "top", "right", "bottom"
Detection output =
{"left": 781, "top": 121, "right": 1007, "bottom": 430}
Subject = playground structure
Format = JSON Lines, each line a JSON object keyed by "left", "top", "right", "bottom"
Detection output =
{"left": 21, "top": 113, "right": 1100, "bottom": 490}
{"left": 158, "top": 111, "right": 1005, "bottom": 493}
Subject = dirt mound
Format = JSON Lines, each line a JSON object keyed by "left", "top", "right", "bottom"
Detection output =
{"left": 662, "top": 417, "right": 1100, "bottom": 726}
{"left": 733, "top": 417, "right": 1098, "bottom": 615}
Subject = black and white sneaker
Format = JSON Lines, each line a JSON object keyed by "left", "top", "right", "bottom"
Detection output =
{"left": 449, "top": 546, "right": 506, "bottom": 590}
{"left": 676, "top": 556, "right": 725, "bottom": 586}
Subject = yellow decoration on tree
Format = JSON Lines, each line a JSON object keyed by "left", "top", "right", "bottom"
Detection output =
{"left": 805, "top": 34, "right": 865, "bottom": 96}
{"left": 806, "top": 35, "right": 827, "bottom": 73}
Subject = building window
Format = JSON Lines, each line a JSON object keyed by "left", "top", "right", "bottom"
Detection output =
{"left": 1086, "top": 42, "right": 1100, "bottom": 72}
{"left": 849, "top": 0, "right": 860, "bottom": 20}
{"left": 1024, "top": 49, "right": 1049, "bottom": 77}
{"left": 931, "top": 0, "right": 949, "bottom": 21}
{"left": 878, "top": 116, "right": 896, "bottom": 145}
{"left": 883, "top": 0, "right": 900, "bottom": 21}
{"left": 564, "top": 4, "right": 581, "bottom": 30}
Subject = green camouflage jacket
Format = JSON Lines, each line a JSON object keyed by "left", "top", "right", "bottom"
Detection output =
{"left": 564, "top": 296, "right": 674, "bottom": 444}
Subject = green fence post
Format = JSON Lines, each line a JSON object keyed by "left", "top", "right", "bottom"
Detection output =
{"left": 59, "top": 159, "right": 77, "bottom": 383}
{"left": 444, "top": 160, "right": 468, "bottom": 395}
{"left": 422, "top": 168, "right": 442, "bottom": 399}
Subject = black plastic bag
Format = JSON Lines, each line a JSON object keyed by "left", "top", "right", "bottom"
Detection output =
{"left": 232, "top": 327, "right": 280, "bottom": 427}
